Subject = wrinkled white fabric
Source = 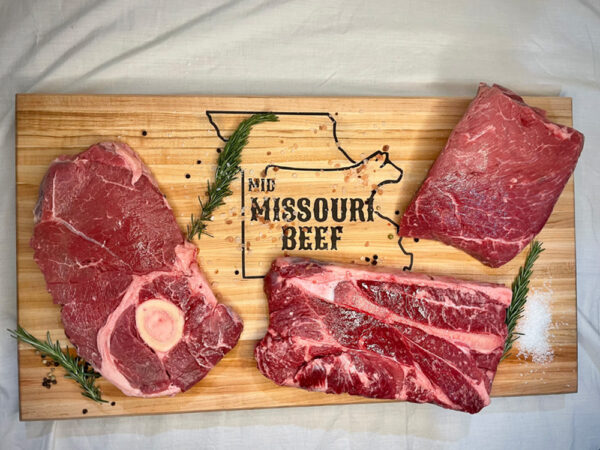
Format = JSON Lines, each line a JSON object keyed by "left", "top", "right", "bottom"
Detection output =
{"left": 1, "top": 1, "right": 599, "bottom": 449}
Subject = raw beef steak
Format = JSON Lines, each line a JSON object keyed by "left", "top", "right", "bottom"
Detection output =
{"left": 31, "top": 142, "right": 243, "bottom": 397}
{"left": 399, "top": 83, "right": 584, "bottom": 267}
{"left": 255, "top": 257, "right": 511, "bottom": 413}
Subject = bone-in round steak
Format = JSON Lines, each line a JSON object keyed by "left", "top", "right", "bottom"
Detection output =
{"left": 31, "top": 142, "right": 243, "bottom": 397}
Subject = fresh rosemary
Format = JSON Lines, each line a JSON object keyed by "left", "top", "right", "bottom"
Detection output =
{"left": 8, "top": 325, "right": 107, "bottom": 403}
{"left": 187, "top": 113, "right": 279, "bottom": 240}
{"left": 502, "top": 241, "right": 544, "bottom": 360}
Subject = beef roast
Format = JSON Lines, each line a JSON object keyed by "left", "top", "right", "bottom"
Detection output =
{"left": 255, "top": 257, "right": 511, "bottom": 413}
{"left": 399, "top": 83, "right": 584, "bottom": 267}
{"left": 31, "top": 142, "right": 243, "bottom": 397}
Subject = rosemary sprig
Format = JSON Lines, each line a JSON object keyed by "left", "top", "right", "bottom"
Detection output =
{"left": 501, "top": 241, "right": 544, "bottom": 360}
{"left": 187, "top": 113, "right": 279, "bottom": 240}
{"left": 8, "top": 325, "right": 107, "bottom": 403}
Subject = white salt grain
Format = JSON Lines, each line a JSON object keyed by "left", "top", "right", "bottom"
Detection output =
{"left": 516, "top": 288, "right": 554, "bottom": 364}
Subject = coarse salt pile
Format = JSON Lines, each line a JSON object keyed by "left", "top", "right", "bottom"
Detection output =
{"left": 515, "top": 288, "right": 554, "bottom": 364}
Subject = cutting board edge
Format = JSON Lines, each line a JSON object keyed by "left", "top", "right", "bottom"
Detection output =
{"left": 18, "top": 386, "right": 580, "bottom": 422}
{"left": 15, "top": 92, "right": 574, "bottom": 108}
{"left": 15, "top": 100, "right": 25, "bottom": 422}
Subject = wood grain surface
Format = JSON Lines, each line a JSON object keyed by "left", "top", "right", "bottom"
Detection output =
{"left": 15, "top": 94, "right": 577, "bottom": 420}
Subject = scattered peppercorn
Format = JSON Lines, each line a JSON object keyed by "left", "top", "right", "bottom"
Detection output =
{"left": 394, "top": 210, "right": 400, "bottom": 215}
{"left": 111, "top": 401, "right": 116, "bottom": 406}
{"left": 234, "top": 270, "right": 240, "bottom": 275}
{"left": 141, "top": 130, "right": 147, "bottom": 136}
{"left": 365, "top": 257, "right": 370, "bottom": 262}
{"left": 185, "top": 173, "right": 191, "bottom": 179}
{"left": 373, "top": 255, "right": 378, "bottom": 260}
{"left": 371, "top": 260, "right": 377, "bottom": 266}
{"left": 82, "top": 409, "right": 88, "bottom": 414}
{"left": 413, "top": 238, "right": 420, "bottom": 242}
{"left": 196, "top": 160, "right": 202, "bottom": 164}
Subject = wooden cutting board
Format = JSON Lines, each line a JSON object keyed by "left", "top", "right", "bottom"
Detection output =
{"left": 15, "top": 94, "right": 577, "bottom": 420}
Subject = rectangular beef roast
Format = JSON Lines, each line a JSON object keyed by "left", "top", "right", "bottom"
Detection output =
{"left": 255, "top": 257, "right": 511, "bottom": 413}
{"left": 31, "top": 142, "right": 243, "bottom": 397}
{"left": 399, "top": 83, "right": 584, "bottom": 267}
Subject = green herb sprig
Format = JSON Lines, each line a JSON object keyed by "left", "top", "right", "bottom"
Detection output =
{"left": 502, "top": 241, "right": 544, "bottom": 360}
{"left": 8, "top": 325, "right": 107, "bottom": 403}
{"left": 187, "top": 113, "right": 279, "bottom": 240}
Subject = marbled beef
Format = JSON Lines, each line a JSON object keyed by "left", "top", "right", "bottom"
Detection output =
{"left": 31, "top": 142, "right": 243, "bottom": 397}
{"left": 255, "top": 257, "right": 511, "bottom": 413}
{"left": 399, "top": 83, "right": 584, "bottom": 267}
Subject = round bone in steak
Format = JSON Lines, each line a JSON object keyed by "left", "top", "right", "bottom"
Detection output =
{"left": 31, "top": 142, "right": 243, "bottom": 397}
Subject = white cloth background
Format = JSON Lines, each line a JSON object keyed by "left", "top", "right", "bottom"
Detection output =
{"left": 1, "top": 1, "right": 599, "bottom": 448}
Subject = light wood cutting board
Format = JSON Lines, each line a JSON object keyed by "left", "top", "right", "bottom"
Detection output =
{"left": 15, "top": 94, "right": 577, "bottom": 420}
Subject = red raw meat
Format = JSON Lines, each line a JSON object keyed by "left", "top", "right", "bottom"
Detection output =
{"left": 255, "top": 257, "right": 511, "bottom": 413}
{"left": 31, "top": 142, "right": 243, "bottom": 397}
{"left": 399, "top": 83, "right": 584, "bottom": 267}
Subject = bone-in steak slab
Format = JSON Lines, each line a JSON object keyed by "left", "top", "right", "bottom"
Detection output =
{"left": 31, "top": 142, "right": 243, "bottom": 397}
{"left": 255, "top": 257, "right": 511, "bottom": 413}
